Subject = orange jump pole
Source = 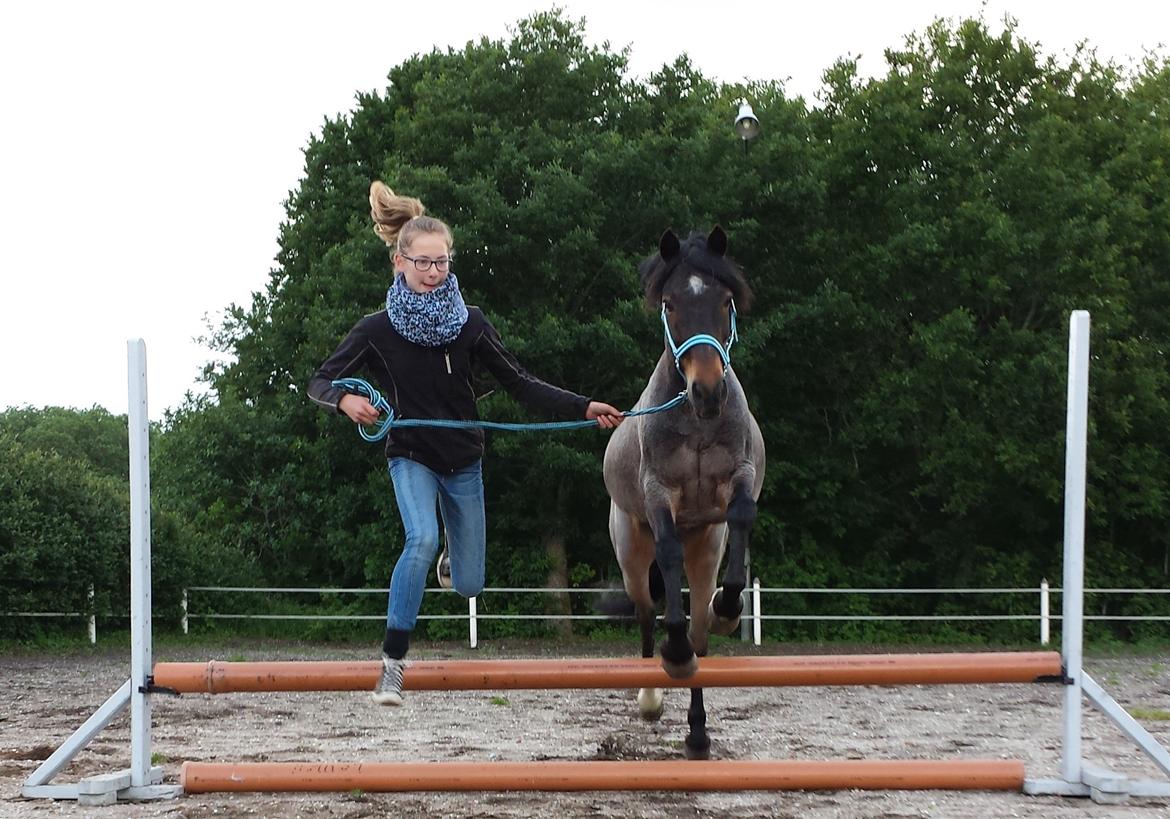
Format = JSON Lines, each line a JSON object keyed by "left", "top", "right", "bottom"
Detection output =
{"left": 181, "top": 758, "right": 1026, "bottom": 793}
{"left": 153, "top": 651, "right": 1062, "bottom": 694}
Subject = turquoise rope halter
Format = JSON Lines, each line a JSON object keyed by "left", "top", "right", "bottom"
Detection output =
{"left": 331, "top": 377, "right": 687, "bottom": 443}
{"left": 661, "top": 299, "right": 738, "bottom": 376}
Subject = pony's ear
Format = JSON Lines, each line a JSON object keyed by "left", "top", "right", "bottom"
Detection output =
{"left": 659, "top": 229, "right": 681, "bottom": 261}
{"left": 707, "top": 225, "right": 728, "bottom": 257}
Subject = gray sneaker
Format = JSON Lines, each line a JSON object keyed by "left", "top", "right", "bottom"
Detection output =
{"left": 435, "top": 548, "right": 453, "bottom": 589}
{"left": 373, "top": 654, "right": 406, "bottom": 706}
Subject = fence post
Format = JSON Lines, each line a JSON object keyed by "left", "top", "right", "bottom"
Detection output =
{"left": 752, "top": 578, "right": 762, "bottom": 646}
{"left": 181, "top": 588, "right": 188, "bottom": 636}
{"left": 1039, "top": 578, "right": 1050, "bottom": 646}
{"left": 87, "top": 584, "right": 96, "bottom": 645}
{"left": 469, "top": 596, "right": 478, "bottom": 649}
{"left": 740, "top": 547, "right": 752, "bottom": 641}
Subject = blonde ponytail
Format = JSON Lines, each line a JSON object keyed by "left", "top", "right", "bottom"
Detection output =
{"left": 369, "top": 180, "right": 452, "bottom": 253}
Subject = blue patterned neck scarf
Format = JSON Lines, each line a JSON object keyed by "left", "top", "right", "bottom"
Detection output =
{"left": 385, "top": 272, "right": 469, "bottom": 347}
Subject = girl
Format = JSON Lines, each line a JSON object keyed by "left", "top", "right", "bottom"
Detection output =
{"left": 308, "top": 182, "right": 623, "bottom": 705}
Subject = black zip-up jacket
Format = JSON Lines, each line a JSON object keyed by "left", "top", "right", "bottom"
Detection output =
{"left": 308, "top": 307, "right": 590, "bottom": 473}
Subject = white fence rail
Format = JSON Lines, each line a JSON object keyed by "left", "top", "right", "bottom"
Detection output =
{"left": 179, "top": 581, "right": 1170, "bottom": 648}
{"left": 0, "top": 584, "right": 98, "bottom": 643}
{"left": 6, "top": 582, "right": 1169, "bottom": 646}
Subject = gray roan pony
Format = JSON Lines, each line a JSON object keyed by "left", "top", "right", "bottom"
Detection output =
{"left": 603, "top": 226, "right": 765, "bottom": 759}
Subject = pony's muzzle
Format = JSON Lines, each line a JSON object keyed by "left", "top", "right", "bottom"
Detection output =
{"left": 684, "top": 351, "right": 729, "bottom": 419}
{"left": 690, "top": 379, "right": 728, "bottom": 419}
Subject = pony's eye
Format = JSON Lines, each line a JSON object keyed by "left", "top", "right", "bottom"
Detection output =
{"left": 663, "top": 300, "right": 675, "bottom": 313}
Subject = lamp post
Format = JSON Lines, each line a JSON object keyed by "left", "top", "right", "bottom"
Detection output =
{"left": 733, "top": 98, "right": 759, "bottom": 640}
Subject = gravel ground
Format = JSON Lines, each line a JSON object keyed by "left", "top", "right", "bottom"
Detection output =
{"left": 2, "top": 639, "right": 1169, "bottom": 818}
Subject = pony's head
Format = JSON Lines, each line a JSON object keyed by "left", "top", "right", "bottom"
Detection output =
{"left": 639, "top": 226, "right": 752, "bottom": 419}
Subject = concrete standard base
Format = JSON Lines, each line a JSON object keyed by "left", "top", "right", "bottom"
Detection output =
{"left": 22, "top": 765, "right": 180, "bottom": 803}
{"left": 1025, "top": 772, "right": 1170, "bottom": 804}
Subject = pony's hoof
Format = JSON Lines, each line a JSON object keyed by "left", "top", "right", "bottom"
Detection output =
{"left": 684, "top": 737, "right": 711, "bottom": 760}
{"left": 708, "top": 590, "right": 742, "bottom": 636}
{"left": 660, "top": 652, "right": 698, "bottom": 680}
{"left": 637, "top": 687, "right": 664, "bottom": 721}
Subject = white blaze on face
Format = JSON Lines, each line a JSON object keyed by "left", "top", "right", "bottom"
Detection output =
{"left": 687, "top": 275, "right": 706, "bottom": 296}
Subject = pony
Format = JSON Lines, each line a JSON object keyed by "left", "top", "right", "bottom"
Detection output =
{"left": 603, "top": 226, "right": 766, "bottom": 760}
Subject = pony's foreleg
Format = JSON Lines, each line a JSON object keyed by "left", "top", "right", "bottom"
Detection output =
{"left": 682, "top": 533, "right": 718, "bottom": 759}
{"left": 709, "top": 482, "right": 757, "bottom": 635}
{"left": 648, "top": 505, "right": 697, "bottom": 679}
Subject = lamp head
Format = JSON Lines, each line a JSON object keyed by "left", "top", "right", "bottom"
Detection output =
{"left": 734, "top": 101, "right": 760, "bottom": 141}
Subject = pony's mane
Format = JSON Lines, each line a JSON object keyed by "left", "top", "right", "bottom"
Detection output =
{"left": 638, "top": 231, "right": 753, "bottom": 311}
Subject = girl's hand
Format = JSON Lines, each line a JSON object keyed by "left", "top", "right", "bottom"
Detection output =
{"left": 340, "top": 393, "right": 382, "bottom": 426}
{"left": 586, "top": 401, "right": 624, "bottom": 429}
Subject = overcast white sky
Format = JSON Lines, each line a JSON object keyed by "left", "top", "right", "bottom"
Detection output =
{"left": 2, "top": 1, "right": 1166, "bottom": 420}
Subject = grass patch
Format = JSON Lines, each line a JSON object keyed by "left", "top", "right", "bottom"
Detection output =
{"left": 4, "top": 626, "right": 1170, "bottom": 660}
{"left": 1130, "top": 706, "right": 1170, "bottom": 721}
{"left": 489, "top": 695, "right": 510, "bottom": 706}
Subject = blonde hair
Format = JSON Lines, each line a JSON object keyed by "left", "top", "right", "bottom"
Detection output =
{"left": 369, "top": 180, "right": 453, "bottom": 254}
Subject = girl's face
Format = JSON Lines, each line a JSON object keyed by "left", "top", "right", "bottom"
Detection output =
{"left": 394, "top": 232, "right": 453, "bottom": 294}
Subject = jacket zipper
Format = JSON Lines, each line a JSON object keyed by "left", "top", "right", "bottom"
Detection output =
{"left": 444, "top": 349, "right": 452, "bottom": 374}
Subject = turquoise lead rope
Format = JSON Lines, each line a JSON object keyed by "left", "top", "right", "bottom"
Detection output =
{"left": 331, "top": 377, "right": 687, "bottom": 442}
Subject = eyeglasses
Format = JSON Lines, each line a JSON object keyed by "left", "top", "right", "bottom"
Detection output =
{"left": 401, "top": 254, "right": 453, "bottom": 273}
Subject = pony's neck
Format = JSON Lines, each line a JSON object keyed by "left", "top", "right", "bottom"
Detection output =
{"left": 651, "top": 350, "right": 686, "bottom": 397}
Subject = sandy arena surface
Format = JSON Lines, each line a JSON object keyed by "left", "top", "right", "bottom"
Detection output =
{"left": 2, "top": 639, "right": 1169, "bottom": 818}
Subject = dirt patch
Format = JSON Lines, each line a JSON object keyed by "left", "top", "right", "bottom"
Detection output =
{"left": 0, "top": 747, "right": 55, "bottom": 762}
{"left": 2, "top": 640, "right": 1168, "bottom": 818}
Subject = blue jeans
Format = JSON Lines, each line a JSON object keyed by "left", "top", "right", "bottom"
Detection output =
{"left": 385, "top": 457, "right": 485, "bottom": 632}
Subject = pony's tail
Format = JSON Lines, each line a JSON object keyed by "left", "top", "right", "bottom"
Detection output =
{"left": 593, "top": 562, "right": 666, "bottom": 618}
{"left": 594, "top": 587, "right": 634, "bottom": 618}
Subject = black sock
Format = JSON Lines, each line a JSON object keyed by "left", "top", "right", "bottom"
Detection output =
{"left": 382, "top": 628, "right": 410, "bottom": 660}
